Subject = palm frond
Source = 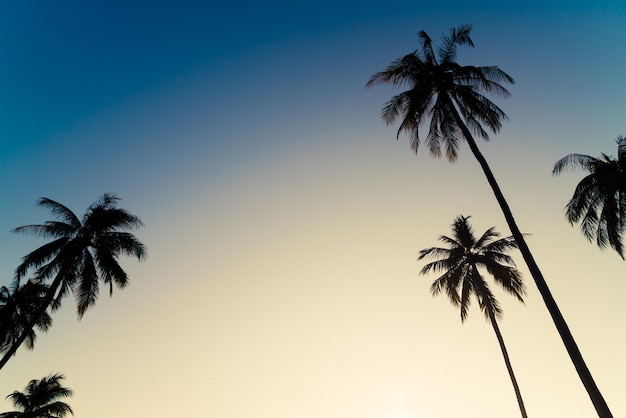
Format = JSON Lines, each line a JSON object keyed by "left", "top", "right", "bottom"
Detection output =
{"left": 599, "top": 193, "right": 624, "bottom": 257}
{"left": 453, "top": 65, "right": 513, "bottom": 96}
{"left": 418, "top": 30, "right": 436, "bottom": 64}
{"left": 50, "top": 268, "right": 77, "bottom": 312}
{"left": 438, "top": 24, "right": 474, "bottom": 63}
{"left": 418, "top": 243, "right": 454, "bottom": 260}
{"left": 99, "top": 232, "right": 147, "bottom": 260}
{"left": 36, "top": 198, "right": 81, "bottom": 228}
{"left": 469, "top": 271, "right": 503, "bottom": 320}
{"left": 565, "top": 174, "right": 600, "bottom": 223}
{"left": 365, "top": 54, "right": 422, "bottom": 88}
{"left": 95, "top": 248, "right": 129, "bottom": 294}
{"left": 482, "top": 235, "right": 519, "bottom": 254}
{"left": 455, "top": 88, "right": 508, "bottom": 134}
{"left": 15, "top": 238, "right": 69, "bottom": 279}
{"left": 425, "top": 103, "right": 443, "bottom": 158}
{"left": 459, "top": 264, "right": 474, "bottom": 321}
{"left": 380, "top": 93, "right": 407, "bottom": 127}
{"left": 37, "top": 401, "right": 74, "bottom": 417}
{"left": 5, "top": 391, "right": 29, "bottom": 410}
{"left": 436, "top": 98, "right": 460, "bottom": 161}
{"left": 430, "top": 265, "right": 463, "bottom": 305}
{"left": 477, "top": 66, "right": 515, "bottom": 90}
{"left": 474, "top": 226, "right": 498, "bottom": 247}
{"left": 437, "top": 234, "right": 462, "bottom": 248}
{"left": 12, "top": 222, "right": 75, "bottom": 239}
{"left": 553, "top": 154, "right": 600, "bottom": 175}
{"left": 86, "top": 206, "right": 144, "bottom": 233}
{"left": 420, "top": 257, "right": 460, "bottom": 275}
{"left": 75, "top": 250, "right": 99, "bottom": 318}
{"left": 482, "top": 261, "right": 525, "bottom": 303}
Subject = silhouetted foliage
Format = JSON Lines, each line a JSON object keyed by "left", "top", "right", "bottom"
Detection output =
{"left": 553, "top": 136, "right": 626, "bottom": 258}
{"left": 0, "top": 373, "right": 73, "bottom": 418}
{"left": 0, "top": 281, "right": 52, "bottom": 352}
{"left": 366, "top": 23, "right": 513, "bottom": 161}
{"left": 419, "top": 215, "right": 527, "bottom": 417}
{"left": 0, "top": 194, "right": 146, "bottom": 371}
{"left": 368, "top": 24, "right": 612, "bottom": 417}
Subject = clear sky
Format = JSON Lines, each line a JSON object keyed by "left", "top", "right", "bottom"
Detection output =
{"left": 1, "top": 1, "right": 625, "bottom": 417}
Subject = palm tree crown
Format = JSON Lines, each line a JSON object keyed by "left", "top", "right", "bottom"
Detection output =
{"left": 553, "top": 136, "right": 626, "bottom": 258}
{"left": 13, "top": 193, "right": 146, "bottom": 317}
{"left": 0, "top": 373, "right": 73, "bottom": 418}
{"left": 419, "top": 215, "right": 525, "bottom": 321}
{"left": 0, "top": 280, "right": 52, "bottom": 352}
{"left": 0, "top": 193, "right": 146, "bottom": 371}
{"left": 366, "top": 24, "right": 514, "bottom": 161}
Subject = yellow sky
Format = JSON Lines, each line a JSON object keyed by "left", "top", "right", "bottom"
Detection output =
{"left": 2, "top": 133, "right": 624, "bottom": 417}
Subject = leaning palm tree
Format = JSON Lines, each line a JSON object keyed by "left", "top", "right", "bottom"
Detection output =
{"left": 553, "top": 136, "right": 626, "bottom": 258}
{"left": 419, "top": 216, "right": 528, "bottom": 417}
{"left": 367, "top": 24, "right": 612, "bottom": 417}
{"left": 0, "top": 193, "right": 146, "bottom": 371}
{"left": 0, "top": 280, "right": 52, "bottom": 353}
{"left": 0, "top": 373, "right": 73, "bottom": 418}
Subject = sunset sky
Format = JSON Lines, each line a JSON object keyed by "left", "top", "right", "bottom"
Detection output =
{"left": 1, "top": 1, "right": 625, "bottom": 417}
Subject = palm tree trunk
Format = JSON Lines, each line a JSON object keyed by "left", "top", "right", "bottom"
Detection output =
{"left": 445, "top": 97, "right": 613, "bottom": 418}
{"left": 0, "top": 276, "right": 62, "bottom": 371}
{"left": 486, "top": 308, "right": 528, "bottom": 418}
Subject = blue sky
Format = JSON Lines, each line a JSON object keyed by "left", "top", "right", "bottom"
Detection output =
{"left": 1, "top": 1, "right": 626, "bottom": 417}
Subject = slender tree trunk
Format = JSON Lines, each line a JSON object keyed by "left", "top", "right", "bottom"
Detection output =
{"left": 487, "top": 308, "right": 528, "bottom": 418}
{"left": 0, "top": 276, "right": 62, "bottom": 371}
{"left": 445, "top": 97, "right": 613, "bottom": 418}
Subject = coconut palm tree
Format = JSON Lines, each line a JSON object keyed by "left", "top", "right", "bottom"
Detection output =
{"left": 553, "top": 136, "right": 626, "bottom": 258}
{"left": 419, "top": 216, "right": 528, "bottom": 417}
{"left": 0, "top": 373, "right": 73, "bottom": 418}
{"left": 367, "top": 24, "right": 612, "bottom": 417}
{"left": 0, "top": 193, "right": 146, "bottom": 371}
{"left": 0, "top": 280, "right": 52, "bottom": 352}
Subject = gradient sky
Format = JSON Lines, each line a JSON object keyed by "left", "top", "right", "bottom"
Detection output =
{"left": 1, "top": 1, "right": 625, "bottom": 417}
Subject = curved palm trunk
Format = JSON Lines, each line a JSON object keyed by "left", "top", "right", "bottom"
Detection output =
{"left": 0, "top": 276, "right": 62, "bottom": 371}
{"left": 445, "top": 97, "right": 613, "bottom": 417}
{"left": 486, "top": 308, "right": 528, "bottom": 418}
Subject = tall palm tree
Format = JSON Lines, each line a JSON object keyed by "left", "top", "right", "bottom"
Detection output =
{"left": 367, "top": 24, "right": 612, "bottom": 417}
{"left": 553, "top": 136, "right": 626, "bottom": 258}
{"left": 0, "top": 280, "right": 52, "bottom": 353}
{"left": 0, "top": 373, "right": 73, "bottom": 418}
{"left": 419, "top": 216, "right": 528, "bottom": 417}
{"left": 0, "top": 193, "right": 146, "bottom": 371}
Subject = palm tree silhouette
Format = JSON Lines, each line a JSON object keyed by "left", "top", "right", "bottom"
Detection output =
{"left": 553, "top": 136, "right": 626, "bottom": 258}
{"left": 0, "top": 373, "right": 73, "bottom": 418}
{"left": 0, "top": 194, "right": 146, "bottom": 371}
{"left": 0, "top": 280, "right": 52, "bottom": 353}
{"left": 367, "top": 24, "right": 612, "bottom": 417}
{"left": 419, "top": 216, "right": 528, "bottom": 417}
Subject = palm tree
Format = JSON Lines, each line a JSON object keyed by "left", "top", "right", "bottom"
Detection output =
{"left": 0, "top": 193, "right": 146, "bottom": 371}
{"left": 0, "top": 373, "right": 73, "bottom": 418}
{"left": 367, "top": 24, "right": 612, "bottom": 417}
{"left": 419, "top": 216, "right": 528, "bottom": 417}
{"left": 0, "top": 280, "right": 52, "bottom": 353}
{"left": 553, "top": 136, "right": 626, "bottom": 258}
